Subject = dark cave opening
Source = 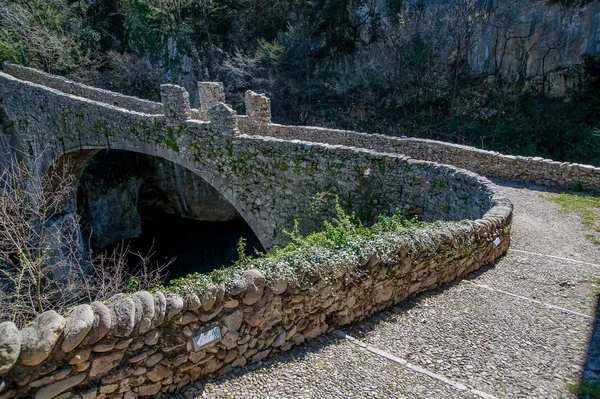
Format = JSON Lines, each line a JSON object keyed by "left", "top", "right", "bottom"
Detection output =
{"left": 76, "top": 150, "right": 264, "bottom": 281}
{"left": 110, "top": 212, "right": 262, "bottom": 280}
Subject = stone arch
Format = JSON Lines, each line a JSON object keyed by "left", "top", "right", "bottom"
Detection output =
{"left": 42, "top": 144, "right": 273, "bottom": 252}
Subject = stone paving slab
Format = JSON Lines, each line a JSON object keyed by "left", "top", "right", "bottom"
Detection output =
{"left": 467, "top": 250, "right": 598, "bottom": 315}
{"left": 348, "top": 282, "right": 590, "bottom": 399}
{"left": 176, "top": 335, "right": 479, "bottom": 399}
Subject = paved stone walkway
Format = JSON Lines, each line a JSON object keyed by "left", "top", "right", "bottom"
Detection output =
{"left": 173, "top": 181, "right": 600, "bottom": 399}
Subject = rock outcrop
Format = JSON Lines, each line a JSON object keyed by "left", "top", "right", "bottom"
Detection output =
{"left": 77, "top": 150, "right": 241, "bottom": 251}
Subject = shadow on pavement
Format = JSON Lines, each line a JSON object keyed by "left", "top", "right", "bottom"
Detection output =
{"left": 165, "top": 333, "right": 346, "bottom": 398}
{"left": 577, "top": 295, "right": 600, "bottom": 398}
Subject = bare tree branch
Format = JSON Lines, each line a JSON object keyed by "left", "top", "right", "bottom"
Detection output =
{"left": 0, "top": 157, "right": 170, "bottom": 327}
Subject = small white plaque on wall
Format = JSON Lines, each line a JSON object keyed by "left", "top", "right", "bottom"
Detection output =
{"left": 493, "top": 237, "right": 501, "bottom": 247}
{"left": 192, "top": 326, "right": 221, "bottom": 352}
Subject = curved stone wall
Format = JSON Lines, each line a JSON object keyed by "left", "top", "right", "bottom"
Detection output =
{"left": 0, "top": 191, "right": 511, "bottom": 399}
{"left": 238, "top": 121, "right": 600, "bottom": 192}
{"left": 0, "top": 66, "right": 514, "bottom": 399}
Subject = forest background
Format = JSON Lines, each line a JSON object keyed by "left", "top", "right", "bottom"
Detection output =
{"left": 0, "top": 0, "right": 599, "bottom": 165}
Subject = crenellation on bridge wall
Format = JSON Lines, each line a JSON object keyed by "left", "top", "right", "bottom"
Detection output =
{"left": 160, "top": 84, "right": 192, "bottom": 125}
{"left": 207, "top": 103, "right": 239, "bottom": 137}
{"left": 197, "top": 82, "right": 225, "bottom": 121}
{"left": 244, "top": 91, "right": 272, "bottom": 125}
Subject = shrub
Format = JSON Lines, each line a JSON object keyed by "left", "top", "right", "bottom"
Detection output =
{"left": 0, "top": 156, "right": 170, "bottom": 327}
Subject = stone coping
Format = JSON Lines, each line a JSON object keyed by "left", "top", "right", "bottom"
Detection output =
{"left": 1, "top": 63, "right": 164, "bottom": 115}
{"left": 0, "top": 65, "right": 513, "bottom": 399}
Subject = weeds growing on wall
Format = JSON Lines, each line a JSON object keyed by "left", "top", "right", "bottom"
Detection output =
{"left": 163, "top": 200, "right": 464, "bottom": 296}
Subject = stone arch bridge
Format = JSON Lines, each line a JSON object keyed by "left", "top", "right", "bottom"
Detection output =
{"left": 0, "top": 63, "right": 525, "bottom": 251}
{"left": 4, "top": 64, "right": 600, "bottom": 399}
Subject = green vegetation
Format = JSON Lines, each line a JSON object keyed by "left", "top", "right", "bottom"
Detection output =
{"left": 0, "top": 0, "right": 100, "bottom": 79}
{"left": 542, "top": 192, "right": 600, "bottom": 244}
{"left": 163, "top": 201, "right": 462, "bottom": 296}
{"left": 0, "top": 29, "right": 27, "bottom": 64}
{"left": 162, "top": 126, "right": 180, "bottom": 153}
{"left": 588, "top": 276, "right": 600, "bottom": 297}
{"left": 567, "top": 380, "right": 600, "bottom": 398}
{"left": 0, "top": 0, "right": 599, "bottom": 165}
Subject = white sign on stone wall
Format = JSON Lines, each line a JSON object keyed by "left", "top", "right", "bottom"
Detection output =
{"left": 192, "top": 325, "right": 222, "bottom": 352}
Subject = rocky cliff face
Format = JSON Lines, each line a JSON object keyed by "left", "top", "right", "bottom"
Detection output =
{"left": 78, "top": 173, "right": 145, "bottom": 250}
{"left": 369, "top": 0, "right": 600, "bottom": 95}
{"left": 78, "top": 150, "right": 241, "bottom": 250}
{"left": 472, "top": 0, "right": 600, "bottom": 94}
{"left": 139, "top": 157, "right": 241, "bottom": 223}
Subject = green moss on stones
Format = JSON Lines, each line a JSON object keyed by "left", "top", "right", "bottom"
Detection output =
{"left": 92, "top": 120, "right": 113, "bottom": 138}
{"left": 161, "top": 126, "right": 180, "bottom": 153}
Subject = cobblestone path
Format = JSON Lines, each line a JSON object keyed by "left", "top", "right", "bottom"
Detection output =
{"left": 174, "top": 181, "right": 600, "bottom": 399}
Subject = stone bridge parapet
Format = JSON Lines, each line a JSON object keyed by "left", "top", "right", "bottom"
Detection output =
{"left": 1, "top": 63, "right": 164, "bottom": 115}
{"left": 0, "top": 63, "right": 520, "bottom": 399}
{"left": 235, "top": 96, "right": 600, "bottom": 191}
{"left": 0, "top": 66, "right": 511, "bottom": 249}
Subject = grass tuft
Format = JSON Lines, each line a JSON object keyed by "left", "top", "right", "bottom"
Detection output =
{"left": 567, "top": 380, "right": 600, "bottom": 398}
{"left": 542, "top": 192, "right": 600, "bottom": 245}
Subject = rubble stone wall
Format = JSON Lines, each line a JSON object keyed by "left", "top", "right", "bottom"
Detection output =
{"left": 239, "top": 123, "right": 600, "bottom": 192}
{"left": 0, "top": 67, "right": 512, "bottom": 399}
{"left": 0, "top": 212, "right": 510, "bottom": 399}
